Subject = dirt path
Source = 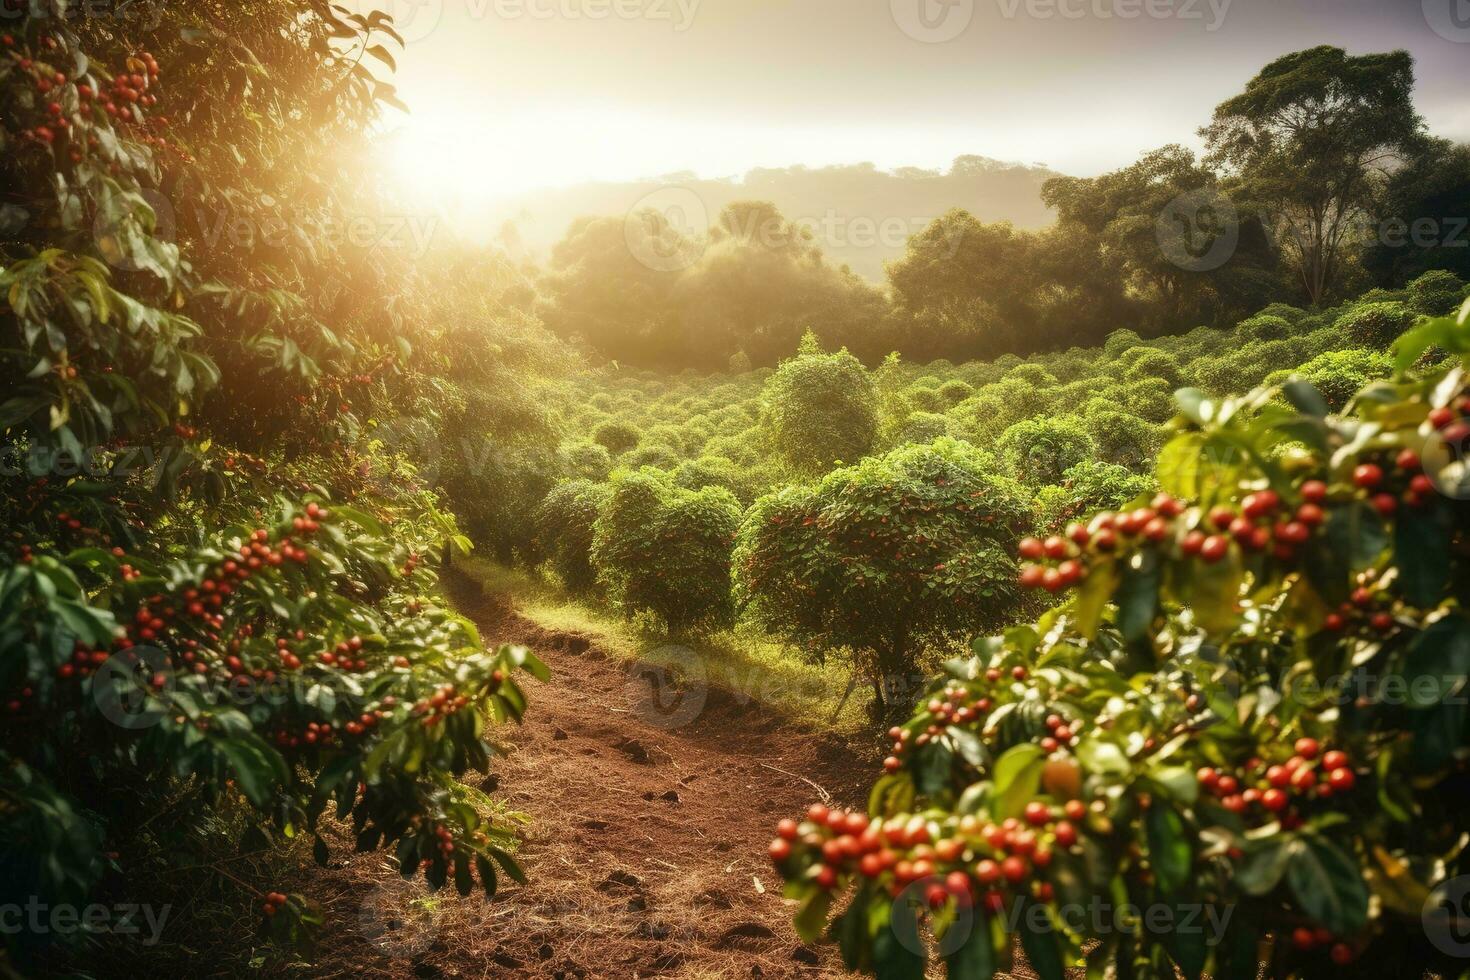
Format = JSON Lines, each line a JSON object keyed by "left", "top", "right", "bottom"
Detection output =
{"left": 298, "top": 571, "right": 878, "bottom": 979}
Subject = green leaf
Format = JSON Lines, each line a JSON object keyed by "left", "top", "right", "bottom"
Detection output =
{"left": 1145, "top": 804, "right": 1193, "bottom": 895}
{"left": 1286, "top": 836, "right": 1369, "bottom": 935}
{"left": 991, "top": 744, "right": 1046, "bottom": 820}
{"left": 1282, "top": 380, "right": 1329, "bottom": 418}
{"left": 944, "top": 919, "right": 997, "bottom": 980}
{"left": 872, "top": 919, "right": 927, "bottom": 980}
{"left": 793, "top": 888, "right": 833, "bottom": 943}
{"left": 1395, "top": 507, "right": 1451, "bottom": 607}
{"left": 1017, "top": 901, "right": 1065, "bottom": 980}
{"left": 1403, "top": 615, "right": 1470, "bottom": 710}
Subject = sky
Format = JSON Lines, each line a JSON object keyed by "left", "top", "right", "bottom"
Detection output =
{"left": 356, "top": 0, "right": 1470, "bottom": 203}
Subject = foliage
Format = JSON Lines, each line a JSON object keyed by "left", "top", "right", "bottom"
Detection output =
{"left": 769, "top": 301, "right": 1470, "bottom": 980}
{"left": 590, "top": 468, "right": 742, "bottom": 635}
{"left": 733, "top": 439, "right": 1031, "bottom": 714}
{"left": 762, "top": 341, "right": 879, "bottom": 475}
{"left": 1335, "top": 302, "right": 1419, "bottom": 348}
{"left": 0, "top": 4, "right": 549, "bottom": 963}
{"left": 1034, "top": 461, "right": 1155, "bottom": 533}
{"left": 996, "top": 418, "right": 1097, "bottom": 486}
{"left": 535, "top": 480, "right": 611, "bottom": 592}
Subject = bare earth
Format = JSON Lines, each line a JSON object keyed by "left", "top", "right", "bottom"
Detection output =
{"left": 296, "top": 571, "right": 879, "bottom": 979}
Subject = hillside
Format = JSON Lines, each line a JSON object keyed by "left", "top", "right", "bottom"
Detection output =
{"left": 489, "top": 157, "right": 1061, "bottom": 280}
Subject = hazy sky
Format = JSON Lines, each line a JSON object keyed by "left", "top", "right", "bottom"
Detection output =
{"left": 361, "top": 0, "right": 1470, "bottom": 200}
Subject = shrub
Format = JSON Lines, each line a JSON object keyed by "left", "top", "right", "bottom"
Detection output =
{"left": 621, "top": 443, "right": 682, "bottom": 471}
{"left": 1033, "top": 459, "right": 1155, "bottom": 531}
{"left": 1080, "top": 409, "right": 1161, "bottom": 472}
{"left": 1237, "top": 313, "right": 1293, "bottom": 341}
{"left": 536, "top": 480, "right": 612, "bottom": 592}
{"left": 936, "top": 379, "right": 976, "bottom": 406}
{"left": 733, "top": 439, "right": 1031, "bottom": 716}
{"left": 894, "top": 411, "right": 952, "bottom": 445}
{"left": 590, "top": 469, "right": 742, "bottom": 634}
{"left": 769, "top": 308, "right": 1470, "bottom": 980}
{"left": 1102, "top": 328, "right": 1142, "bottom": 358}
{"left": 1267, "top": 348, "right": 1393, "bottom": 411}
{"left": 1118, "top": 376, "right": 1177, "bottom": 423}
{"left": 997, "top": 417, "right": 1097, "bottom": 486}
{"left": 1335, "top": 301, "right": 1419, "bottom": 347}
{"left": 1406, "top": 271, "right": 1466, "bottom": 317}
{"left": 1118, "top": 348, "right": 1185, "bottom": 389}
{"left": 1254, "top": 301, "right": 1307, "bottom": 323}
{"left": 762, "top": 343, "right": 879, "bottom": 475}
{"left": 558, "top": 440, "right": 614, "bottom": 482}
{"left": 672, "top": 455, "right": 769, "bottom": 505}
{"left": 592, "top": 419, "right": 641, "bottom": 455}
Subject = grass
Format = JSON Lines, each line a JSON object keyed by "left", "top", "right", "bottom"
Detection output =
{"left": 455, "top": 557, "right": 873, "bottom": 734}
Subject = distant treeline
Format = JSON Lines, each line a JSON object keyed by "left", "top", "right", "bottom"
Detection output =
{"left": 530, "top": 47, "right": 1470, "bottom": 371}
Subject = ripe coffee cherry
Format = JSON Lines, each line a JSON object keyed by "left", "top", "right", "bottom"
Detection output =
{"left": 1292, "top": 927, "right": 1316, "bottom": 951}
{"left": 1024, "top": 802, "right": 1050, "bottom": 827}
{"left": 1242, "top": 490, "right": 1279, "bottom": 518}
{"left": 1261, "top": 788, "right": 1288, "bottom": 812}
{"left": 1092, "top": 528, "right": 1118, "bottom": 552}
{"left": 1215, "top": 774, "right": 1238, "bottom": 795}
{"left": 1208, "top": 505, "right": 1235, "bottom": 530}
{"left": 1019, "top": 565, "right": 1044, "bottom": 589}
{"left": 1321, "top": 750, "right": 1349, "bottom": 771}
{"left": 1294, "top": 737, "right": 1319, "bottom": 760}
{"left": 1066, "top": 523, "right": 1090, "bottom": 546}
{"left": 1018, "top": 537, "right": 1044, "bottom": 559}
{"left": 1327, "top": 767, "right": 1355, "bottom": 791}
{"left": 975, "top": 858, "right": 1000, "bottom": 885}
{"left": 1000, "top": 855, "right": 1028, "bottom": 883}
{"left": 1352, "top": 463, "right": 1383, "bottom": 489}
{"left": 1330, "top": 943, "right": 1354, "bottom": 965}
{"left": 1200, "top": 535, "right": 1229, "bottom": 563}
{"left": 768, "top": 838, "right": 791, "bottom": 862}
{"left": 1053, "top": 821, "right": 1077, "bottom": 847}
{"left": 1396, "top": 448, "right": 1421, "bottom": 471}
{"left": 1429, "top": 406, "right": 1456, "bottom": 429}
{"left": 1043, "top": 536, "right": 1068, "bottom": 559}
{"left": 1300, "top": 480, "right": 1328, "bottom": 503}
{"left": 1063, "top": 800, "right": 1086, "bottom": 821}
{"left": 1371, "top": 493, "right": 1397, "bottom": 517}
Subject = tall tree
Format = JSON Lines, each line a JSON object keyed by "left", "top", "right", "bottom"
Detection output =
{"left": 1202, "top": 46, "right": 1425, "bottom": 305}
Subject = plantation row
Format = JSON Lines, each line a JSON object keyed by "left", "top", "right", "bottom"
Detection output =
{"left": 510, "top": 273, "right": 1470, "bottom": 708}
{"left": 765, "top": 303, "right": 1470, "bottom": 980}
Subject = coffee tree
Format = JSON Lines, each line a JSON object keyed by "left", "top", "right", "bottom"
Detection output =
{"left": 769, "top": 303, "right": 1470, "bottom": 979}
{"left": 1, "top": 4, "right": 544, "bottom": 964}
{"left": 734, "top": 438, "right": 1033, "bottom": 716}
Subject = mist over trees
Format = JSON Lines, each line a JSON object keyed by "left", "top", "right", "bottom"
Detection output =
{"left": 533, "top": 45, "right": 1469, "bottom": 371}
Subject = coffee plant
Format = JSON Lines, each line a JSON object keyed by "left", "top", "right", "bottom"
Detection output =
{"left": 1, "top": 3, "right": 544, "bottom": 965}
{"left": 769, "top": 302, "right": 1470, "bottom": 979}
